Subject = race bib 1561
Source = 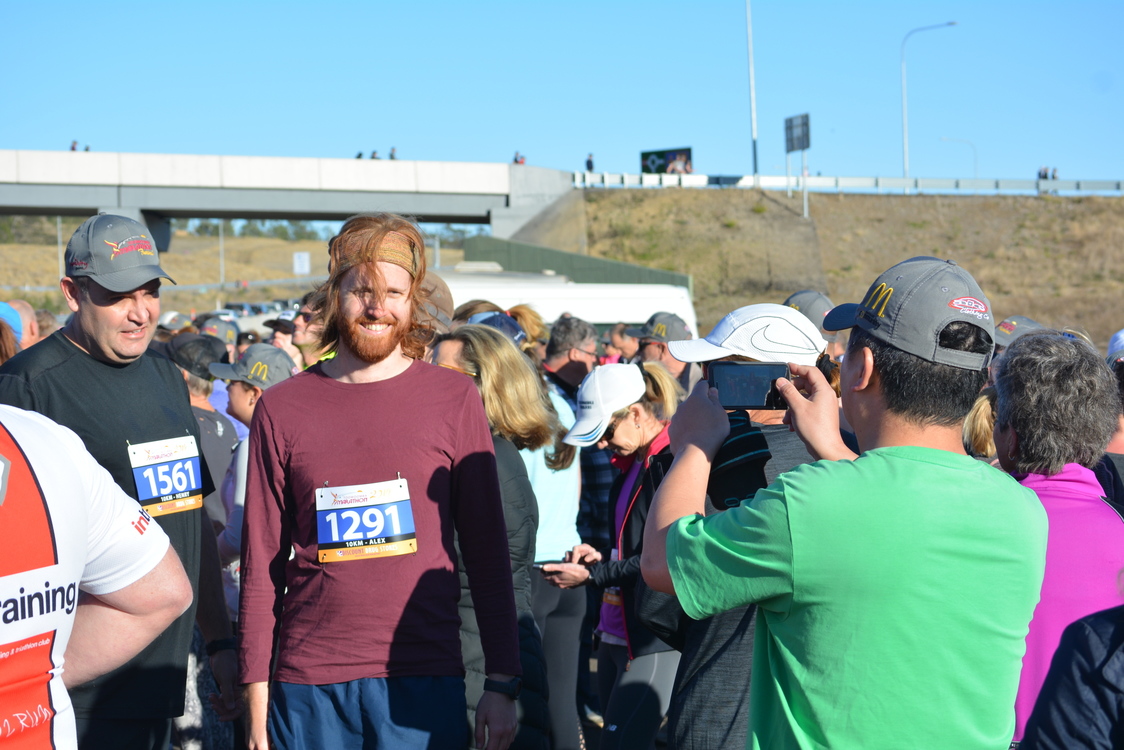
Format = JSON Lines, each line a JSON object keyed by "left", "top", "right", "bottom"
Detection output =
{"left": 315, "top": 478, "right": 417, "bottom": 563}
{"left": 128, "top": 436, "right": 203, "bottom": 516}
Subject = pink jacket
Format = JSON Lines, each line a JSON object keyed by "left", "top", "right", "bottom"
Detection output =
{"left": 1013, "top": 463, "right": 1124, "bottom": 740}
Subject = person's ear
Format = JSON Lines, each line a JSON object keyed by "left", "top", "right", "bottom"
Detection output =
{"left": 852, "top": 346, "right": 876, "bottom": 393}
{"left": 60, "top": 278, "right": 81, "bottom": 314}
{"left": 1005, "top": 427, "right": 1020, "bottom": 462}
{"left": 248, "top": 385, "right": 264, "bottom": 407}
{"left": 628, "top": 403, "right": 645, "bottom": 425}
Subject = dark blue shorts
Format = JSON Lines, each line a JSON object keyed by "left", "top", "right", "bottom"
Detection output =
{"left": 269, "top": 675, "right": 468, "bottom": 750}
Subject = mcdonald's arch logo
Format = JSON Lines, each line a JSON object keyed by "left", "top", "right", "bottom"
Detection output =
{"left": 862, "top": 283, "right": 894, "bottom": 317}
{"left": 652, "top": 323, "right": 667, "bottom": 337}
{"left": 249, "top": 362, "right": 270, "bottom": 382}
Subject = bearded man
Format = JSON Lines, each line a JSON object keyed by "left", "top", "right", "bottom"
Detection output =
{"left": 238, "top": 214, "right": 522, "bottom": 750}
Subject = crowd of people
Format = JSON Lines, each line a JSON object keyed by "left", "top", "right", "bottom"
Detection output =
{"left": 1, "top": 210, "right": 1123, "bottom": 750}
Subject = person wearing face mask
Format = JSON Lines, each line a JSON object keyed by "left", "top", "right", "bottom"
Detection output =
{"left": 541, "top": 362, "right": 683, "bottom": 750}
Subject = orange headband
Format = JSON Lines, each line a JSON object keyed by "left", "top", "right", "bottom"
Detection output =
{"left": 377, "top": 231, "right": 418, "bottom": 277}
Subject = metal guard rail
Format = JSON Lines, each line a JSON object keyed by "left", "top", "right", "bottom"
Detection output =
{"left": 573, "top": 172, "right": 1123, "bottom": 195}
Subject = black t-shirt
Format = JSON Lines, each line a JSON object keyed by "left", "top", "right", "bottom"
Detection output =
{"left": 0, "top": 330, "right": 213, "bottom": 719}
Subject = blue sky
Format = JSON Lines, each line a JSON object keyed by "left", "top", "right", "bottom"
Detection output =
{"left": 2, "top": 1, "right": 1120, "bottom": 180}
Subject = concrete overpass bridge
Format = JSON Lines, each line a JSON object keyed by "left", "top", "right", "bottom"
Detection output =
{"left": 0, "top": 149, "right": 573, "bottom": 250}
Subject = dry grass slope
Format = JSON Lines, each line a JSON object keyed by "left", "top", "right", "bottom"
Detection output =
{"left": 3, "top": 191, "right": 1122, "bottom": 347}
{"left": 583, "top": 189, "right": 1124, "bottom": 349}
{"left": 584, "top": 189, "right": 827, "bottom": 329}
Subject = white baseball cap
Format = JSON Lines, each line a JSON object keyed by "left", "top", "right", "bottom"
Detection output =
{"left": 563, "top": 364, "right": 646, "bottom": 447}
{"left": 668, "top": 303, "right": 827, "bottom": 366}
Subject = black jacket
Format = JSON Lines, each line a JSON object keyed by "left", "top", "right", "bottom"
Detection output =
{"left": 1021, "top": 604, "right": 1124, "bottom": 750}
{"left": 585, "top": 431, "right": 676, "bottom": 659}
{"left": 457, "top": 436, "right": 549, "bottom": 750}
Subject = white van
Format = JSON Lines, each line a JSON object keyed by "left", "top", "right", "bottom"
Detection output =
{"left": 432, "top": 264, "right": 697, "bottom": 336}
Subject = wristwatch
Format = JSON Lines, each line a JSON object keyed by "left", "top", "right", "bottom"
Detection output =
{"left": 483, "top": 676, "right": 523, "bottom": 699}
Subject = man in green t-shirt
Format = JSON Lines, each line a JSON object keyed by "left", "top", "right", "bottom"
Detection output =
{"left": 641, "top": 257, "right": 1048, "bottom": 750}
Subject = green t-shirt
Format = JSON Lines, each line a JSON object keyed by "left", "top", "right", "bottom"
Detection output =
{"left": 667, "top": 446, "right": 1047, "bottom": 750}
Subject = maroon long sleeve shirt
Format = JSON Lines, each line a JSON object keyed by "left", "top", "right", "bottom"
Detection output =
{"left": 238, "top": 360, "right": 521, "bottom": 684}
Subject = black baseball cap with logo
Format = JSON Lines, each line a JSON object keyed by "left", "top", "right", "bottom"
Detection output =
{"left": 823, "top": 256, "right": 994, "bottom": 370}
{"left": 209, "top": 344, "right": 298, "bottom": 390}
{"left": 150, "top": 333, "right": 226, "bottom": 381}
{"left": 263, "top": 310, "right": 297, "bottom": 335}
{"left": 65, "top": 214, "right": 175, "bottom": 293}
{"left": 625, "top": 312, "right": 691, "bottom": 344}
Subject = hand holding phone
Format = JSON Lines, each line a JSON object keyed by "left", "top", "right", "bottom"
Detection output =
{"left": 707, "top": 362, "right": 790, "bottom": 410}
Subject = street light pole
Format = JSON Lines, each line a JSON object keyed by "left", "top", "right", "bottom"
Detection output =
{"left": 746, "top": 0, "right": 759, "bottom": 186}
{"left": 901, "top": 22, "right": 956, "bottom": 189}
{"left": 218, "top": 219, "right": 225, "bottom": 308}
{"left": 939, "top": 136, "right": 978, "bottom": 179}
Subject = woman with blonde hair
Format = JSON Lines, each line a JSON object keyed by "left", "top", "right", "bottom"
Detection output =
{"left": 543, "top": 361, "right": 683, "bottom": 750}
{"left": 456, "top": 311, "right": 586, "bottom": 748}
{"left": 451, "top": 299, "right": 503, "bottom": 327}
{"left": 429, "top": 324, "right": 555, "bottom": 749}
{"left": 507, "top": 304, "right": 550, "bottom": 363}
{"left": 962, "top": 386, "right": 998, "bottom": 461}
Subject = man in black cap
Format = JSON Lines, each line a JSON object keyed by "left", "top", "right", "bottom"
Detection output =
{"left": 629, "top": 311, "right": 701, "bottom": 395}
{"left": 642, "top": 257, "right": 1048, "bottom": 749}
{"left": 0, "top": 214, "right": 241, "bottom": 750}
{"left": 263, "top": 309, "right": 303, "bottom": 365}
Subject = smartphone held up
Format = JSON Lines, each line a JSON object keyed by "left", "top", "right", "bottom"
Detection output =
{"left": 707, "top": 362, "right": 790, "bottom": 411}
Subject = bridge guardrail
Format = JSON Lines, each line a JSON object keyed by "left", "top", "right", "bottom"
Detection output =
{"left": 574, "top": 172, "right": 1123, "bottom": 195}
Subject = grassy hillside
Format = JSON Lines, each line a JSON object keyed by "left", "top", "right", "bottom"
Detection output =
{"left": 583, "top": 189, "right": 1124, "bottom": 349}
{"left": 3, "top": 190, "right": 1123, "bottom": 348}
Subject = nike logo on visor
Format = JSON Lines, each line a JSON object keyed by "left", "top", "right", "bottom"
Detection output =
{"left": 748, "top": 322, "right": 820, "bottom": 357}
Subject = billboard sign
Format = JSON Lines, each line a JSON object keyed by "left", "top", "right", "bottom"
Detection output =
{"left": 785, "top": 115, "right": 810, "bottom": 153}
{"left": 641, "top": 148, "right": 693, "bottom": 174}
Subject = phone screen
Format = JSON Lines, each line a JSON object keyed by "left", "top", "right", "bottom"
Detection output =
{"left": 707, "top": 362, "right": 790, "bottom": 410}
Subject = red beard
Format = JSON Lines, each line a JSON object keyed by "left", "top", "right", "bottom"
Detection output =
{"left": 340, "top": 314, "right": 408, "bottom": 364}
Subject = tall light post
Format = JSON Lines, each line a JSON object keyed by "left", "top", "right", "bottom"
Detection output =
{"left": 901, "top": 22, "right": 956, "bottom": 187}
{"left": 746, "top": 0, "right": 759, "bottom": 186}
{"left": 939, "top": 136, "right": 978, "bottom": 179}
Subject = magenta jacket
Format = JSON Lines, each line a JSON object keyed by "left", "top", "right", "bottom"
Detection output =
{"left": 1014, "top": 463, "right": 1124, "bottom": 741}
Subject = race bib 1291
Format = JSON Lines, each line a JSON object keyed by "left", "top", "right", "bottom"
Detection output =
{"left": 315, "top": 478, "right": 418, "bottom": 563}
{"left": 128, "top": 436, "right": 203, "bottom": 516}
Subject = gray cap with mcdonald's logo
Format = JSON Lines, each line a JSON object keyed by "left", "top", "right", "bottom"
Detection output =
{"left": 822, "top": 257, "right": 993, "bottom": 370}
{"left": 625, "top": 311, "right": 691, "bottom": 344}
{"left": 209, "top": 343, "right": 298, "bottom": 390}
{"left": 65, "top": 214, "right": 175, "bottom": 293}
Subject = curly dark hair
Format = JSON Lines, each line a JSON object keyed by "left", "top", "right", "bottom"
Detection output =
{"left": 995, "top": 331, "right": 1120, "bottom": 475}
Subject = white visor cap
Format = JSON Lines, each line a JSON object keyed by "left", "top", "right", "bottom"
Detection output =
{"left": 668, "top": 303, "right": 827, "bottom": 366}
{"left": 563, "top": 363, "right": 647, "bottom": 447}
